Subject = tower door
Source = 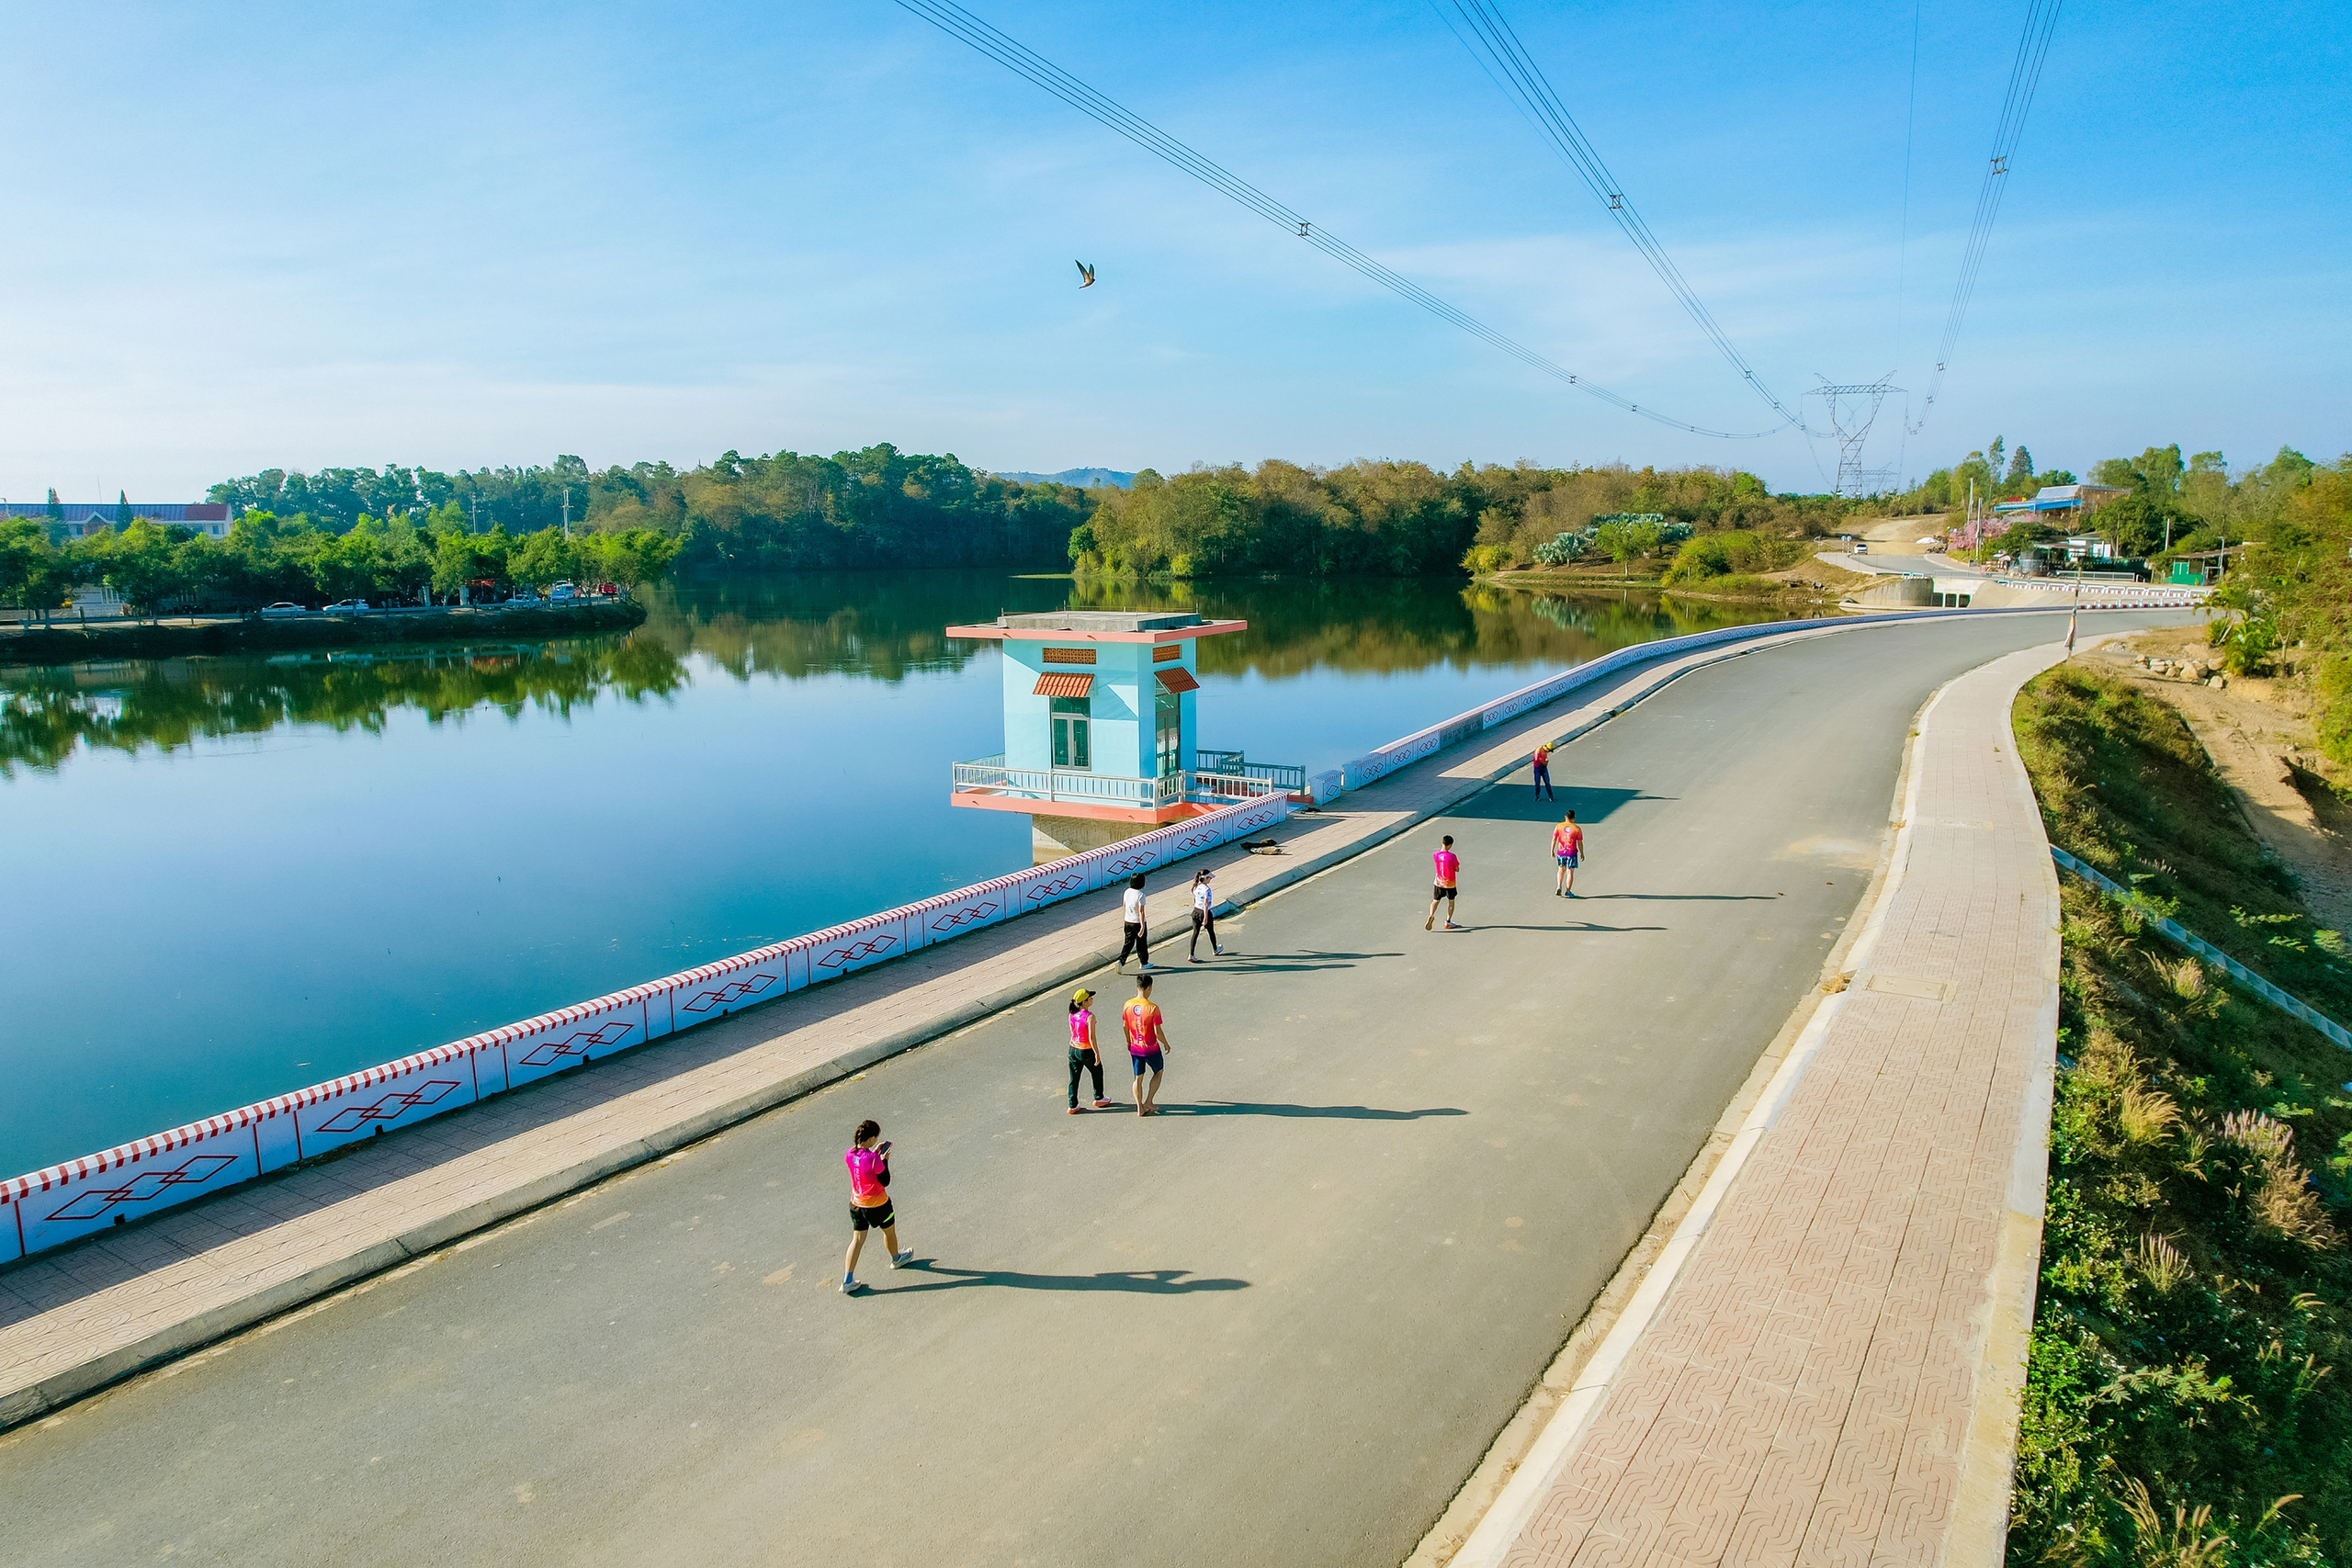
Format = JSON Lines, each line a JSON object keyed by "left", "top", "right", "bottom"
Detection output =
{"left": 1154, "top": 688, "right": 1182, "bottom": 778}
{"left": 1051, "top": 697, "right": 1091, "bottom": 769}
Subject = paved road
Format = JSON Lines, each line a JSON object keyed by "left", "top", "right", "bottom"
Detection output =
{"left": 0, "top": 613, "right": 2183, "bottom": 1568}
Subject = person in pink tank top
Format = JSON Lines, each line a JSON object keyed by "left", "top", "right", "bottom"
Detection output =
{"left": 1066, "top": 987, "right": 1114, "bottom": 1112}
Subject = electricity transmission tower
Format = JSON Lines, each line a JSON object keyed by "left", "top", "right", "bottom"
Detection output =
{"left": 1806, "top": 378, "right": 1901, "bottom": 497}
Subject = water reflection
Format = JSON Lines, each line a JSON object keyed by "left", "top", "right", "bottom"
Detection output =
{"left": 0, "top": 639, "right": 687, "bottom": 777}
{"left": 3, "top": 572, "right": 1792, "bottom": 775}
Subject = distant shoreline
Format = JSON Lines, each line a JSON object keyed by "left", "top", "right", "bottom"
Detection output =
{"left": 0, "top": 599, "right": 648, "bottom": 664}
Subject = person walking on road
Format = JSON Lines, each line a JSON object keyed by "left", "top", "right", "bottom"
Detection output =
{"left": 841, "top": 1120, "right": 910, "bottom": 1293}
{"left": 1552, "top": 808, "right": 1586, "bottom": 897}
{"left": 1427, "top": 834, "right": 1462, "bottom": 931}
{"left": 1116, "top": 874, "right": 1153, "bottom": 971}
{"left": 1188, "top": 868, "right": 1224, "bottom": 962}
{"left": 1123, "top": 974, "right": 1171, "bottom": 1115}
{"left": 1067, "top": 987, "right": 1114, "bottom": 1112}
{"left": 1532, "top": 741, "right": 1556, "bottom": 802}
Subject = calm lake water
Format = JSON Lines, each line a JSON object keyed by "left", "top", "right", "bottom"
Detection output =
{"left": 0, "top": 572, "right": 1792, "bottom": 1175}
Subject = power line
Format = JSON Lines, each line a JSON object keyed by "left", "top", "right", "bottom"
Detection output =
{"left": 888, "top": 0, "right": 1783, "bottom": 440}
{"left": 1428, "top": 0, "right": 1806, "bottom": 434}
{"left": 1893, "top": 0, "right": 1922, "bottom": 482}
{"left": 1910, "top": 0, "right": 2064, "bottom": 433}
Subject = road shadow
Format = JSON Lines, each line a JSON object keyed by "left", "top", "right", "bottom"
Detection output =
{"left": 1444, "top": 923, "right": 1669, "bottom": 934}
{"left": 1159, "top": 1101, "right": 1466, "bottom": 1121}
{"left": 1137, "top": 951, "right": 1403, "bottom": 976}
{"left": 873, "top": 1265, "right": 1248, "bottom": 1297}
{"left": 1453, "top": 786, "right": 1663, "bottom": 824}
{"left": 1570, "top": 892, "right": 1780, "bottom": 902}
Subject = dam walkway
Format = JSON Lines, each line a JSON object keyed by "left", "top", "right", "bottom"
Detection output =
{"left": 0, "top": 611, "right": 2178, "bottom": 1566}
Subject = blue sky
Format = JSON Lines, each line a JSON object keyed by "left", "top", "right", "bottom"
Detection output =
{"left": 2, "top": 0, "right": 2344, "bottom": 500}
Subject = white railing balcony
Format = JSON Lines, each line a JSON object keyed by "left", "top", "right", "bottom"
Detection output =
{"left": 952, "top": 756, "right": 1293, "bottom": 809}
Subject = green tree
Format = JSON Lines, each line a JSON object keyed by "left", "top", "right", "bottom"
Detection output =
{"left": 0, "top": 518, "right": 71, "bottom": 619}
{"left": 507, "top": 527, "right": 574, "bottom": 591}
{"left": 1592, "top": 517, "right": 1661, "bottom": 566}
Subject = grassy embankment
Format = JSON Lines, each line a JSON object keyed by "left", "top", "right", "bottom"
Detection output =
{"left": 0, "top": 599, "right": 647, "bottom": 663}
{"left": 2009, "top": 664, "right": 2352, "bottom": 1564}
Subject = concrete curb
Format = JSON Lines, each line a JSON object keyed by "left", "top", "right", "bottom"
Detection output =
{"left": 0, "top": 615, "right": 2054, "bottom": 1433}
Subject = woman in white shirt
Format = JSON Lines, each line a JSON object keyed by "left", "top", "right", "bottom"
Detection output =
{"left": 1188, "top": 869, "right": 1224, "bottom": 962}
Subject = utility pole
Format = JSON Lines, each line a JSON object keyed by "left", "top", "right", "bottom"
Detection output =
{"left": 562, "top": 488, "right": 571, "bottom": 539}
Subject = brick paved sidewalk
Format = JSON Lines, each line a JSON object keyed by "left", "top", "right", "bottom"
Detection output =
{"left": 0, "top": 621, "right": 1855, "bottom": 1428}
{"left": 1455, "top": 641, "right": 2067, "bottom": 1568}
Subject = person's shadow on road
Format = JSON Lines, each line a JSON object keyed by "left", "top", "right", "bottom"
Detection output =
{"left": 1149, "top": 950, "right": 1403, "bottom": 975}
{"left": 1159, "top": 1101, "right": 1466, "bottom": 1121}
{"left": 1455, "top": 922, "right": 1668, "bottom": 933}
{"left": 874, "top": 1265, "right": 1248, "bottom": 1296}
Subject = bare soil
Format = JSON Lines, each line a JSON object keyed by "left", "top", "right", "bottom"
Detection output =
{"left": 2077, "top": 626, "right": 2352, "bottom": 931}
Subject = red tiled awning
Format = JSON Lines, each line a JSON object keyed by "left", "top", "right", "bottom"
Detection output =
{"left": 1033, "top": 672, "right": 1094, "bottom": 698}
{"left": 1155, "top": 668, "right": 1200, "bottom": 694}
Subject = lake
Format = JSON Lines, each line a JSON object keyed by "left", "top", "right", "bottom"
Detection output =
{"left": 0, "top": 571, "right": 1793, "bottom": 1176}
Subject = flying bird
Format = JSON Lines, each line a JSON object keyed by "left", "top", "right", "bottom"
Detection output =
{"left": 1075, "top": 261, "right": 1095, "bottom": 288}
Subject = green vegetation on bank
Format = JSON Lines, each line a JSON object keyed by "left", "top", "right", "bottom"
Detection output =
{"left": 2010, "top": 667, "right": 2352, "bottom": 1565}
{"left": 2, "top": 509, "right": 677, "bottom": 620}
{"left": 1079, "top": 461, "right": 1856, "bottom": 580}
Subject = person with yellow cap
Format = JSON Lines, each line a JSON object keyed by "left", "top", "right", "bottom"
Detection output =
{"left": 1066, "top": 987, "right": 1114, "bottom": 1112}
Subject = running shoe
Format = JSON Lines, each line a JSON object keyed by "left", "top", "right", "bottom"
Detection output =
{"left": 1067, "top": 1105, "right": 1082, "bottom": 1114}
{"left": 1092, "top": 1098, "right": 1115, "bottom": 1108}
{"left": 891, "top": 1250, "right": 914, "bottom": 1269}
{"left": 840, "top": 1277, "right": 860, "bottom": 1294}
{"left": 1445, "top": 921, "right": 1463, "bottom": 931}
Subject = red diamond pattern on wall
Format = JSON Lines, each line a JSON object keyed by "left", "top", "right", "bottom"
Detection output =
{"left": 514, "top": 1021, "right": 638, "bottom": 1068}
{"left": 45, "top": 1154, "right": 241, "bottom": 1223}
{"left": 679, "top": 973, "right": 778, "bottom": 1014}
{"left": 312, "top": 1078, "right": 465, "bottom": 1135}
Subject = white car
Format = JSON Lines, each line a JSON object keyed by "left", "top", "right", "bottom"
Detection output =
{"left": 323, "top": 599, "right": 371, "bottom": 614}
{"left": 260, "top": 602, "right": 309, "bottom": 617}
{"left": 506, "top": 589, "right": 542, "bottom": 606}
{"left": 548, "top": 581, "right": 579, "bottom": 603}
{"left": 1850, "top": 542, "right": 1870, "bottom": 555}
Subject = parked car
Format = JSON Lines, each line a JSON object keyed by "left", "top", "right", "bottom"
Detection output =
{"left": 1850, "top": 542, "right": 1870, "bottom": 555}
{"left": 260, "top": 602, "right": 309, "bottom": 617}
{"left": 548, "top": 581, "right": 579, "bottom": 603}
{"left": 505, "top": 589, "right": 542, "bottom": 605}
{"left": 323, "top": 599, "right": 371, "bottom": 614}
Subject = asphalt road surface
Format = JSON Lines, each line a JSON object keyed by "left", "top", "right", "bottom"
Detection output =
{"left": 0, "top": 612, "right": 2186, "bottom": 1567}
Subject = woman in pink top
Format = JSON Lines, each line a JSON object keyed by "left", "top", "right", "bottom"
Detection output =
{"left": 841, "top": 1119, "right": 910, "bottom": 1293}
{"left": 1067, "top": 987, "right": 1114, "bottom": 1112}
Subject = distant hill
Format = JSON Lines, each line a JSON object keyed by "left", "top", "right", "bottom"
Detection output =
{"left": 989, "top": 467, "right": 1134, "bottom": 490}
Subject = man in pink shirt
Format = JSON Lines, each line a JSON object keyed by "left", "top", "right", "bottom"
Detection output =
{"left": 1552, "top": 808, "right": 1587, "bottom": 897}
{"left": 1427, "top": 833, "right": 1462, "bottom": 931}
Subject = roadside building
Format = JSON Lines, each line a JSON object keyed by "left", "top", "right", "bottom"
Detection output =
{"left": 0, "top": 502, "right": 231, "bottom": 540}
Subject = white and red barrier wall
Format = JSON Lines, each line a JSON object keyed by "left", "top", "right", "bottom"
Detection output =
{"left": 0, "top": 790, "right": 1290, "bottom": 1262}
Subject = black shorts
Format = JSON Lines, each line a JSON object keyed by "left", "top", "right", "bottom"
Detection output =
{"left": 1432, "top": 884, "right": 1457, "bottom": 901}
{"left": 850, "top": 1201, "right": 896, "bottom": 1231}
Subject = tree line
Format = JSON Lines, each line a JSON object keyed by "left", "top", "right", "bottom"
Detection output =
{"left": 216, "top": 448, "right": 1859, "bottom": 582}
{"left": 1, "top": 508, "right": 677, "bottom": 620}
{"left": 1077, "top": 460, "right": 1857, "bottom": 578}
{"left": 209, "top": 446, "right": 1091, "bottom": 575}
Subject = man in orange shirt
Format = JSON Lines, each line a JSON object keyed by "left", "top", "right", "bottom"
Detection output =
{"left": 1532, "top": 740, "right": 1556, "bottom": 802}
{"left": 1553, "top": 808, "right": 1587, "bottom": 897}
{"left": 1122, "top": 974, "right": 1172, "bottom": 1116}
